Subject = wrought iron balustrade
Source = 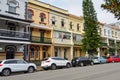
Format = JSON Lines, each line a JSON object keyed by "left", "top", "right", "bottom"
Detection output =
{"left": 0, "top": 29, "right": 30, "bottom": 40}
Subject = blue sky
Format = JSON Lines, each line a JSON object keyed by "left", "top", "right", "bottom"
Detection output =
{"left": 39, "top": 0, "right": 119, "bottom": 24}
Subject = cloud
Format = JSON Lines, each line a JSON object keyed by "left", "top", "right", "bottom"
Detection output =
{"left": 39, "top": 0, "right": 119, "bottom": 24}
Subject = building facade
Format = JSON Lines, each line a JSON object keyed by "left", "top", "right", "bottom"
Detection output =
{"left": 98, "top": 23, "right": 120, "bottom": 57}
{"left": 0, "top": 0, "right": 30, "bottom": 60}
{"left": 27, "top": 0, "right": 52, "bottom": 61}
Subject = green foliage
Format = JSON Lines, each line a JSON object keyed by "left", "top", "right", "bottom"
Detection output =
{"left": 82, "top": 0, "right": 101, "bottom": 56}
{"left": 101, "top": 0, "right": 120, "bottom": 20}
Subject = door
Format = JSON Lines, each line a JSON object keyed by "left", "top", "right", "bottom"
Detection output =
{"left": 8, "top": 26, "right": 16, "bottom": 37}
{"left": 40, "top": 31, "right": 44, "bottom": 43}
{"left": 6, "top": 47, "right": 15, "bottom": 59}
{"left": 16, "top": 60, "right": 28, "bottom": 71}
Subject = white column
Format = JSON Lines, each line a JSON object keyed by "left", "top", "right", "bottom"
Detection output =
{"left": 85, "top": 51, "right": 89, "bottom": 57}
{"left": 70, "top": 46, "right": 73, "bottom": 60}
{"left": 97, "top": 48, "right": 100, "bottom": 57}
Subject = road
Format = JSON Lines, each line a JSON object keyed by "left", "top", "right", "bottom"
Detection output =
{"left": 1, "top": 63, "right": 120, "bottom": 80}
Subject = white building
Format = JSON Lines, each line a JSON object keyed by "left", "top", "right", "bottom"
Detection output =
{"left": 0, "top": 0, "right": 31, "bottom": 60}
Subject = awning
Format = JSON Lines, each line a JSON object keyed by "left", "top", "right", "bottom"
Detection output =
{"left": 30, "top": 23, "right": 52, "bottom": 30}
{"left": 0, "top": 14, "right": 31, "bottom": 24}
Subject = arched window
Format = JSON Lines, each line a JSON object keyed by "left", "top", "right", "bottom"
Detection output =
{"left": 61, "top": 19, "right": 65, "bottom": 27}
{"left": 70, "top": 22, "right": 73, "bottom": 29}
{"left": 77, "top": 24, "right": 80, "bottom": 31}
{"left": 51, "top": 16, "right": 56, "bottom": 25}
{"left": 27, "top": 9, "right": 34, "bottom": 20}
{"left": 40, "top": 13, "right": 46, "bottom": 23}
{"left": 7, "top": 0, "right": 19, "bottom": 13}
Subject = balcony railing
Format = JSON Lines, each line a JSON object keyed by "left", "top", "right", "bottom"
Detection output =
{"left": 73, "top": 40, "right": 82, "bottom": 45}
{"left": 31, "top": 36, "right": 52, "bottom": 44}
{"left": 116, "top": 44, "right": 120, "bottom": 49}
{"left": 0, "top": 29, "right": 29, "bottom": 40}
{"left": 101, "top": 42, "right": 108, "bottom": 47}
{"left": 109, "top": 43, "right": 116, "bottom": 48}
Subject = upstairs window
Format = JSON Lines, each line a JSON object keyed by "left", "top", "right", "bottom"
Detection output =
{"left": 7, "top": 0, "right": 19, "bottom": 13}
{"left": 77, "top": 24, "right": 80, "bottom": 31}
{"left": 40, "top": 13, "right": 46, "bottom": 23}
{"left": 104, "top": 29, "right": 107, "bottom": 36}
{"left": 27, "top": 9, "right": 34, "bottom": 20}
{"left": 51, "top": 17, "right": 56, "bottom": 25}
{"left": 61, "top": 19, "right": 65, "bottom": 27}
{"left": 70, "top": 22, "right": 73, "bottom": 29}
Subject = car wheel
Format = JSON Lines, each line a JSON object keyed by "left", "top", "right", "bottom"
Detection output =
{"left": 79, "top": 62, "right": 84, "bottom": 67}
{"left": 51, "top": 64, "right": 57, "bottom": 70}
{"left": 112, "top": 60, "right": 115, "bottom": 63}
{"left": 91, "top": 62, "right": 94, "bottom": 66}
{"left": 43, "top": 68, "right": 48, "bottom": 70}
{"left": 28, "top": 67, "right": 34, "bottom": 73}
{"left": 2, "top": 69, "right": 11, "bottom": 76}
{"left": 66, "top": 63, "right": 71, "bottom": 68}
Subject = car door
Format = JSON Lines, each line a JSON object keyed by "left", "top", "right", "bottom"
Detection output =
{"left": 16, "top": 60, "right": 29, "bottom": 71}
{"left": 4, "top": 60, "right": 18, "bottom": 72}
{"left": 52, "top": 58, "right": 61, "bottom": 66}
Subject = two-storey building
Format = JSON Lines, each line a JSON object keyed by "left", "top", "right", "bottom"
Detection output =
{"left": 0, "top": 0, "right": 31, "bottom": 60}
{"left": 27, "top": 0, "right": 52, "bottom": 61}
{"left": 68, "top": 14, "right": 84, "bottom": 59}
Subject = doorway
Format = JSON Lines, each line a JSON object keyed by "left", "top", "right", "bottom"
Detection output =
{"left": 6, "top": 46, "right": 15, "bottom": 59}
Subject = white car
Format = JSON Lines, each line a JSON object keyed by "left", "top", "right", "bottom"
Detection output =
{"left": 41, "top": 57, "right": 71, "bottom": 70}
{"left": 0, "top": 59, "right": 37, "bottom": 76}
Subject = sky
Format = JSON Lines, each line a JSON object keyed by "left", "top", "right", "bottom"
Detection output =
{"left": 39, "top": 0, "right": 119, "bottom": 24}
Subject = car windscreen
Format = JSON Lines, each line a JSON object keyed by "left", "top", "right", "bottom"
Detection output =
{"left": 93, "top": 57, "right": 98, "bottom": 59}
{"left": 42, "top": 58, "right": 48, "bottom": 61}
{"left": 0, "top": 61, "right": 2, "bottom": 63}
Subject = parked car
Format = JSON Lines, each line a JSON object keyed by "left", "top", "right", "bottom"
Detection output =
{"left": 71, "top": 57, "right": 94, "bottom": 67}
{"left": 92, "top": 56, "right": 107, "bottom": 64}
{"left": 41, "top": 57, "right": 71, "bottom": 70}
{"left": 0, "top": 59, "right": 37, "bottom": 76}
{"left": 107, "top": 56, "right": 120, "bottom": 63}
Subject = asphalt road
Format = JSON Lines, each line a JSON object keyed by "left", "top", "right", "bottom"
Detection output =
{"left": 1, "top": 63, "right": 120, "bottom": 80}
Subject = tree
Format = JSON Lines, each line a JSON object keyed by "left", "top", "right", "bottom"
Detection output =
{"left": 101, "top": 0, "right": 120, "bottom": 20}
{"left": 82, "top": 0, "right": 101, "bottom": 57}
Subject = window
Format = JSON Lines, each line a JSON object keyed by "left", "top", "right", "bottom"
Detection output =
{"left": 104, "top": 29, "right": 107, "bottom": 36}
{"left": 54, "top": 31, "right": 71, "bottom": 39}
{"left": 7, "top": 0, "right": 19, "bottom": 13}
{"left": 77, "top": 24, "right": 80, "bottom": 31}
{"left": 115, "top": 32, "right": 117, "bottom": 37}
{"left": 70, "top": 22, "right": 72, "bottom": 29}
{"left": 40, "top": 13, "right": 46, "bottom": 23}
{"left": 27, "top": 9, "right": 34, "bottom": 20}
{"left": 51, "top": 17, "right": 56, "bottom": 25}
{"left": 61, "top": 19, "right": 64, "bottom": 27}
{"left": 4, "top": 60, "right": 17, "bottom": 64}
{"left": 108, "top": 30, "right": 110, "bottom": 36}
{"left": 112, "top": 31, "right": 114, "bottom": 37}
{"left": 17, "top": 60, "right": 26, "bottom": 64}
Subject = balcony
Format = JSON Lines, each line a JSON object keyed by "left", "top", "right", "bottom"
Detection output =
{"left": 0, "top": 29, "right": 29, "bottom": 40}
{"left": 31, "top": 36, "right": 52, "bottom": 44}
{"left": 73, "top": 40, "right": 82, "bottom": 45}
{"left": 109, "top": 43, "right": 116, "bottom": 48}
{"left": 116, "top": 44, "right": 120, "bottom": 49}
{"left": 101, "top": 42, "right": 108, "bottom": 47}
